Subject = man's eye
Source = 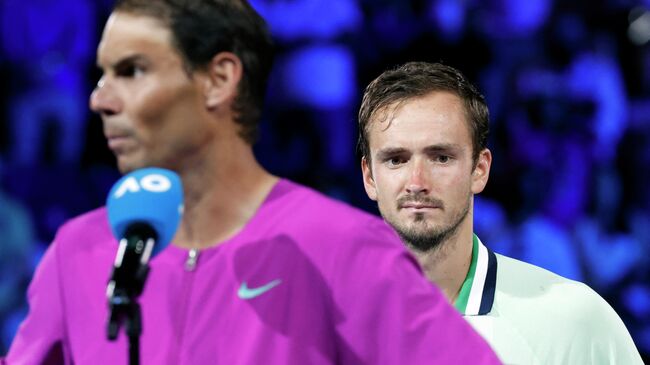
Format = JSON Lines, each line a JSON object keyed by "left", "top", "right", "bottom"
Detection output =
{"left": 386, "top": 157, "right": 405, "bottom": 166}
{"left": 436, "top": 155, "right": 450, "bottom": 163}
{"left": 116, "top": 64, "right": 145, "bottom": 78}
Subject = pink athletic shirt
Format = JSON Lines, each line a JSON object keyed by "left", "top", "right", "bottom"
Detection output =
{"left": 5, "top": 180, "right": 500, "bottom": 364}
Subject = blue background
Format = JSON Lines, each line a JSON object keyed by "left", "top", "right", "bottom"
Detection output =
{"left": 0, "top": 0, "right": 649, "bottom": 359}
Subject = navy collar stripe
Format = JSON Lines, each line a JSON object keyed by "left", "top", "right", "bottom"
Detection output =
{"left": 461, "top": 236, "right": 498, "bottom": 316}
{"left": 478, "top": 246, "right": 497, "bottom": 315}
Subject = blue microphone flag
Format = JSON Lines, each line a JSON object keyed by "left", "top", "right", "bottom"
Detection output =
{"left": 106, "top": 167, "right": 184, "bottom": 256}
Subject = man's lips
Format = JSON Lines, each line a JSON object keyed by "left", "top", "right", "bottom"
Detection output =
{"left": 401, "top": 203, "right": 439, "bottom": 209}
{"left": 397, "top": 195, "right": 444, "bottom": 210}
{"left": 106, "top": 134, "right": 134, "bottom": 151}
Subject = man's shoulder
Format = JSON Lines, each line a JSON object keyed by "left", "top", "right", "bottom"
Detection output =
{"left": 490, "top": 253, "right": 642, "bottom": 363}
{"left": 496, "top": 253, "right": 597, "bottom": 301}
{"left": 266, "top": 180, "right": 405, "bottom": 261}
{"left": 496, "top": 253, "right": 580, "bottom": 287}
{"left": 494, "top": 253, "right": 635, "bottom": 343}
{"left": 272, "top": 180, "right": 390, "bottom": 233}
{"left": 495, "top": 253, "right": 608, "bottom": 314}
{"left": 59, "top": 206, "right": 109, "bottom": 232}
{"left": 53, "top": 207, "right": 113, "bottom": 249}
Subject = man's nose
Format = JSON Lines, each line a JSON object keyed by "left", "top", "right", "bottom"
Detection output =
{"left": 405, "top": 160, "right": 431, "bottom": 195}
{"left": 89, "top": 77, "right": 122, "bottom": 116}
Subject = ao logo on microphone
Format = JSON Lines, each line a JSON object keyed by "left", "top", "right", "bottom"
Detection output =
{"left": 113, "top": 174, "right": 172, "bottom": 199}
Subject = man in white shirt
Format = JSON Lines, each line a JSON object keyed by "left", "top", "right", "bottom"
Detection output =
{"left": 357, "top": 61, "right": 643, "bottom": 365}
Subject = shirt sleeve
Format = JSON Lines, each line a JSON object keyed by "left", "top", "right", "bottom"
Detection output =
{"left": 331, "top": 221, "right": 502, "bottom": 365}
{"left": 5, "top": 237, "right": 72, "bottom": 365}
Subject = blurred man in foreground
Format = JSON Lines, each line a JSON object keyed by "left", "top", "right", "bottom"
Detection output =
{"left": 358, "top": 61, "right": 643, "bottom": 364}
{"left": 3, "top": 2, "right": 501, "bottom": 364}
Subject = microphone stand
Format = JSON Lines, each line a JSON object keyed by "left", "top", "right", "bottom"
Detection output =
{"left": 108, "top": 293, "right": 144, "bottom": 365}
{"left": 106, "top": 225, "right": 155, "bottom": 365}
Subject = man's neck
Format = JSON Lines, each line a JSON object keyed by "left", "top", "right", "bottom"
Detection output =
{"left": 412, "top": 223, "right": 474, "bottom": 304}
{"left": 172, "top": 137, "right": 277, "bottom": 250}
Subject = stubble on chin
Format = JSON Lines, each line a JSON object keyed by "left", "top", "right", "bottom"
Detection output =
{"left": 386, "top": 202, "right": 469, "bottom": 255}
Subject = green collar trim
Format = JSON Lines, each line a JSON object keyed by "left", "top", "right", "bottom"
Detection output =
{"left": 453, "top": 234, "right": 498, "bottom": 316}
{"left": 454, "top": 235, "right": 479, "bottom": 313}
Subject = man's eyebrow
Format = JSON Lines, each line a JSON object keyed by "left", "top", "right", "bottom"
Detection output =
{"left": 97, "top": 54, "right": 147, "bottom": 70}
{"left": 374, "top": 144, "right": 464, "bottom": 159}
{"left": 376, "top": 147, "right": 408, "bottom": 159}
{"left": 423, "top": 144, "right": 463, "bottom": 154}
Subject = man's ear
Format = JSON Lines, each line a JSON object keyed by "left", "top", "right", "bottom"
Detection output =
{"left": 203, "top": 52, "right": 243, "bottom": 109}
{"left": 361, "top": 156, "right": 378, "bottom": 201}
{"left": 471, "top": 148, "right": 492, "bottom": 194}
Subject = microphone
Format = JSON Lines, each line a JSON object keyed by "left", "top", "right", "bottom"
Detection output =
{"left": 105, "top": 167, "right": 183, "bottom": 340}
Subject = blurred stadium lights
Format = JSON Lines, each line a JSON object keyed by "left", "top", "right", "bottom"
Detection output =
{"left": 628, "top": 7, "right": 650, "bottom": 45}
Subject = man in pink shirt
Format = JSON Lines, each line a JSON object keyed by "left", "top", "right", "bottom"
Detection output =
{"left": 4, "top": 1, "right": 501, "bottom": 364}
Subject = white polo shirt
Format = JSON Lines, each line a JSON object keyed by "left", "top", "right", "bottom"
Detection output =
{"left": 456, "top": 235, "right": 643, "bottom": 365}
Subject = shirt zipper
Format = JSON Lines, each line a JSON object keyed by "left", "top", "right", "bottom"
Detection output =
{"left": 185, "top": 248, "right": 199, "bottom": 271}
{"left": 174, "top": 249, "right": 200, "bottom": 364}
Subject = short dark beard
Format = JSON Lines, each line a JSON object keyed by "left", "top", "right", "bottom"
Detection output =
{"left": 393, "top": 200, "right": 469, "bottom": 254}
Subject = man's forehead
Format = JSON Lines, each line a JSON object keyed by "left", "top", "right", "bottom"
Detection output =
{"left": 371, "top": 91, "right": 465, "bottom": 125}
{"left": 97, "top": 11, "right": 173, "bottom": 65}
{"left": 366, "top": 92, "right": 470, "bottom": 149}
{"left": 366, "top": 100, "right": 420, "bottom": 143}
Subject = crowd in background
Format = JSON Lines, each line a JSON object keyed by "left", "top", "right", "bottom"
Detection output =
{"left": 0, "top": 0, "right": 649, "bottom": 359}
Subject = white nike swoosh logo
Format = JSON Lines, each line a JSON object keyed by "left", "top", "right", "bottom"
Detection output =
{"left": 238, "top": 279, "right": 282, "bottom": 300}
